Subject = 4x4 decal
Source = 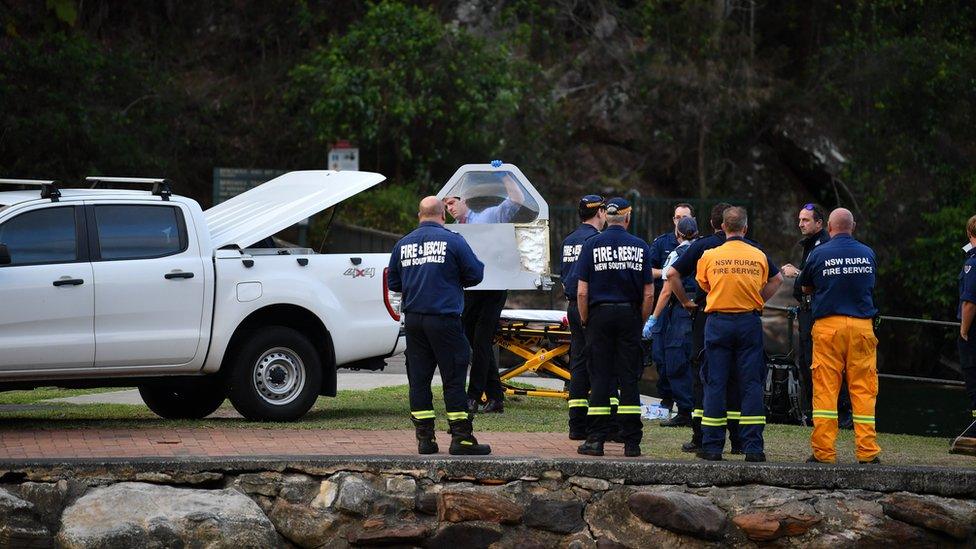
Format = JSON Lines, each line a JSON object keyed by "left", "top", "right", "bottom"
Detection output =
{"left": 343, "top": 267, "right": 376, "bottom": 279}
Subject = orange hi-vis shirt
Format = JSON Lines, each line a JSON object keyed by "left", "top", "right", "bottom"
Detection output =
{"left": 696, "top": 237, "right": 770, "bottom": 313}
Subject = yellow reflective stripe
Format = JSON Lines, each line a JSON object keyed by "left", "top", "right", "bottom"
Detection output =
{"left": 701, "top": 416, "right": 727, "bottom": 426}
{"left": 726, "top": 411, "right": 741, "bottom": 419}
{"left": 852, "top": 414, "right": 875, "bottom": 424}
{"left": 812, "top": 409, "right": 838, "bottom": 419}
{"left": 446, "top": 411, "right": 469, "bottom": 420}
{"left": 739, "top": 415, "right": 766, "bottom": 425}
{"left": 691, "top": 409, "right": 704, "bottom": 418}
{"left": 411, "top": 410, "right": 435, "bottom": 419}
{"left": 568, "top": 399, "right": 589, "bottom": 408}
{"left": 587, "top": 407, "right": 611, "bottom": 416}
{"left": 609, "top": 398, "right": 620, "bottom": 406}
{"left": 971, "top": 410, "right": 975, "bottom": 417}
{"left": 617, "top": 406, "right": 642, "bottom": 414}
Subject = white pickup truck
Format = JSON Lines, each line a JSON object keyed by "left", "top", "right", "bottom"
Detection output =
{"left": 0, "top": 171, "right": 404, "bottom": 421}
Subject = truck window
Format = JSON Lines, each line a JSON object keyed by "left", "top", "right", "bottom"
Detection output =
{"left": 0, "top": 207, "right": 78, "bottom": 266}
{"left": 94, "top": 205, "right": 187, "bottom": 260}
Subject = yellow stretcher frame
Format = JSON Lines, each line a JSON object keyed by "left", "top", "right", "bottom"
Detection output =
{"left": 494, "top": 317, "right": 572, "bottom": 399}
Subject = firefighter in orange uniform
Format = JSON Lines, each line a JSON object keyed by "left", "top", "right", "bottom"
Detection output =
{"left": 799, "top": 208, "right": 881, "bottom": 464}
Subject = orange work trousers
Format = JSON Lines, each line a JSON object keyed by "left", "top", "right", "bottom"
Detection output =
{"left": 810, "top": 315, "right": 880, "bottom": 463}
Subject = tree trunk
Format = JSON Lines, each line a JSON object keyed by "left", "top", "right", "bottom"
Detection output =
{"left": 698, "top": 115, "right": 708, "bottom": 198}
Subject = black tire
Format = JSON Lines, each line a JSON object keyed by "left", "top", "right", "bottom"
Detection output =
{"left": 139, "top": 378, "right": 226, "bottom": 419}
{"left": 225, "top": 326, "right": 323, "bottom": 421}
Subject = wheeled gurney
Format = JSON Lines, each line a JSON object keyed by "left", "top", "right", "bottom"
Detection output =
{"left": 494, "top": 309, "right": 572, "bottom": 399}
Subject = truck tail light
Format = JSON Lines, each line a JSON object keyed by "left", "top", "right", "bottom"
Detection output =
{"left": 383, "top": 267, "right": 401, "bottom": 321}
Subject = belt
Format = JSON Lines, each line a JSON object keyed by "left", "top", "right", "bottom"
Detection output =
{"left": 593, "top": 302, "right": 638, "bottom": 308}
{"left": 710, "top": 311, "right": 761, "bottom": 317}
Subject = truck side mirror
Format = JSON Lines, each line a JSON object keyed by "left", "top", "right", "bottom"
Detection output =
{"left": 0, "top": 244, "right": 10, "bottom": 265}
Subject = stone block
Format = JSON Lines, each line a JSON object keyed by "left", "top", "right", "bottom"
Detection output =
{"left": 881, "top": 492, "right": 976, "bottom": 540}
{"left": 732, "top": 510, "right": 821, "bottom": 541}
{"left": 524, "top": 498, "right": 585, "bottom": 534}
{"left": 627, "top": 490, "right": 727, "bottom": 540}
{"left": 437, "top": 491, "right": 523, "bottom": 525}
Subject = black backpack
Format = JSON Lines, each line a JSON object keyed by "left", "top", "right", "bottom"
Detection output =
{"left": 764, "top": 353, "right": 808, "bottom": 425}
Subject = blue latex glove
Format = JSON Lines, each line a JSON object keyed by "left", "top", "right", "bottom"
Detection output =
{"left": 642, "top": 315, "right": 657, "bottom": 339}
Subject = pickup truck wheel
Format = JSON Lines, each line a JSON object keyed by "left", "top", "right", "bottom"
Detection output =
{"left": 138, "top": 379, "right": 226, "bottom": 419}
{"left": 227, "top": 326, "right": 322, "bottom": 421}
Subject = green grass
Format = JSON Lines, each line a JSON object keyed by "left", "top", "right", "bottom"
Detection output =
{"left": 0, "top": 385, "right": 972, "bottom": 468}
{"left": 0, "top": 386, "right": 120, "bottom": 405}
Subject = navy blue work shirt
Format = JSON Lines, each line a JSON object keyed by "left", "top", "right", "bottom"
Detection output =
{"left": 671, "top": 231, "right": 725, "bottom": 305}
{"left": 798, "top": 233, "right": 877, "bottom": 319}
{"left": 560, "top": 223, "right": 600, "bottom": 301}
{"left": 649, "top": 231, "right": 679, "bottom": 295}
{"left": 577, "top": 225, "right": 653, "bottom": 305}
{"left": 793, "top": 228, "right": 830, "bottom": 302}
{"left": 959, "top": 248, "right": 976, "bottom": 320}
{"left": 387, "top": 221, "right": 485, "bottom": 316}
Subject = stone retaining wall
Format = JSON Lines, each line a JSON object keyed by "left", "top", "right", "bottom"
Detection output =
{"left": 0, "top": 457, "right": 974, "bottom": 548}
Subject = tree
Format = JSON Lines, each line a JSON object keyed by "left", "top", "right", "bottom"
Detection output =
{"left": 288, "top": 0, "right": 525, "bottom": 183}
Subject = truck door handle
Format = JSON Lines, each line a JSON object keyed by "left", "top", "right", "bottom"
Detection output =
{"left": 164, "top": 271, "right": 195, "bottom": 280}
{"left": 53, "top": 278, "right": 84, "bottom": 287}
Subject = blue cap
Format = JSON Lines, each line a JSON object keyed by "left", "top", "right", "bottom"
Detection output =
{"left": 605, "top": 197, "right": 631, "bottom": 215}
{"left": 490, "top": 159, "right": 503, "bottom": 168}
{"left": 677, "top": 216, "right": 699, "bottom": 238}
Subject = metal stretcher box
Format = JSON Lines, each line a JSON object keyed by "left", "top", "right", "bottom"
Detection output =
{"left": 435, "top": 163, "right": 551, "bottom": 291}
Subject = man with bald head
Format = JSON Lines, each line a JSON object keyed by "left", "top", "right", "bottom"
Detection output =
{"left": 800, "top": 208, "right": 881, "bottom": 464}
{"left": 387, "top": 196, "right": 491, "bottom": 455}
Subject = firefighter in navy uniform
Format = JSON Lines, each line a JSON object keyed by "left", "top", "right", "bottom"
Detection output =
{"left": 575, "top": 198, "right": 654, "bottom": 458}
{"left": 956, "top": 215, "right": 976, "bottom": 435}
{"left": 387, "top": 197, "right": 491, "bottom": 455}
{"left": 694, "top": 207, "right": 783, "bottom": 462}
{"left": 669, "top": 202, "right": 746, "bottom": 454}
{"left": 648, "top": 204, "right": 694, "bottom": 410}
{"left": 799, "top": 208, "right": 880, "bottom": 464}
{"left": 781, "top": 203, "right": 853, "bottom": 427}
{"left": 648, "top": 215, "right": 700, "bottom": 427}
{"left": 560, "top": 195, "right": 607, "bottom": 439}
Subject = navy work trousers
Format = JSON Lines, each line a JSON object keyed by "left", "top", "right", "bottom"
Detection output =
{"left": 702, "top": 312, "right": 766, "bottom": 455}
{"left": 566, "top": 301, "right": 591, "bottom": 432}
{"left": 960, "top": 329, "right": 976, "bottom": 418}
{"left": 463, "top": 290, "right": 507, "bottom": 402}
{"left": 585, "top": 303, "right": 643, "bottom": 444}
{"left": 651, "top": 311, "right": 672, "bottom": 403}
{"left": 691, "top": 309, "right": 742, "bottom": 448}
{"left": 405, "top": 313, "right": 470, "bottom": 416}
{"left": 663, "top": 303, "right": 694, "bottom": 414}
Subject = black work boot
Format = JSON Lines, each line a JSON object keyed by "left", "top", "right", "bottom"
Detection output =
{"left": 577, "top": 438, "right": 605, "bottom": 456}
{"left": 682, "top": 416, "right": 703, "bottom": 452}
{"left": 411, "top": 418, "right": 438, "bottom": 455}
{"left": 624, "top": 443, "right": 642, "bottom": 457}
{"left": 660, "top": 412, "right": 692, "bottom": 428}
{"left": 447, "top": 418, "right": 491, "bottom": 455}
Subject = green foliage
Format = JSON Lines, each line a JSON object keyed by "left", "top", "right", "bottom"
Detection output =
{"left": 815, "top": 1, "right": 976, "bottom": 317}
{"left": 288, "top": 1, "right": 526, "bottom": 182}
{"left": 0, "top": 33, "right": 162, "bottom": 179}
{"left": 341, "top": 182, "right": 419, "bottom": 235}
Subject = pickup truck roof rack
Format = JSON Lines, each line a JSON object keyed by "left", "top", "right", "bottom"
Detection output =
{"left": 0, "top": 178, "right": 62, "bottom": 202}
{"left": 86, "top": 176, "right": 172, "bottom": 201}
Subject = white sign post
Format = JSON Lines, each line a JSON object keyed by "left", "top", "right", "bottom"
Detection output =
{"left": 329, "top": 141, "right": 359, "bottom": 171}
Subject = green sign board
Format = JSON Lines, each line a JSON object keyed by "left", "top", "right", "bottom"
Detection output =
{"left": 212, "top": 167, "right": 286, "bottom": 205}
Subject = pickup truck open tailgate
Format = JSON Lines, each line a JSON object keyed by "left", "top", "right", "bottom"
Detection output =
{"left": 205, "top": 170, "right": 385, "bottom": 250}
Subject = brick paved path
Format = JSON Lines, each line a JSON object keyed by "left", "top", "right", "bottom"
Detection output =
{"left": 0, "top": 429, "right": 643, "bottom": 460}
